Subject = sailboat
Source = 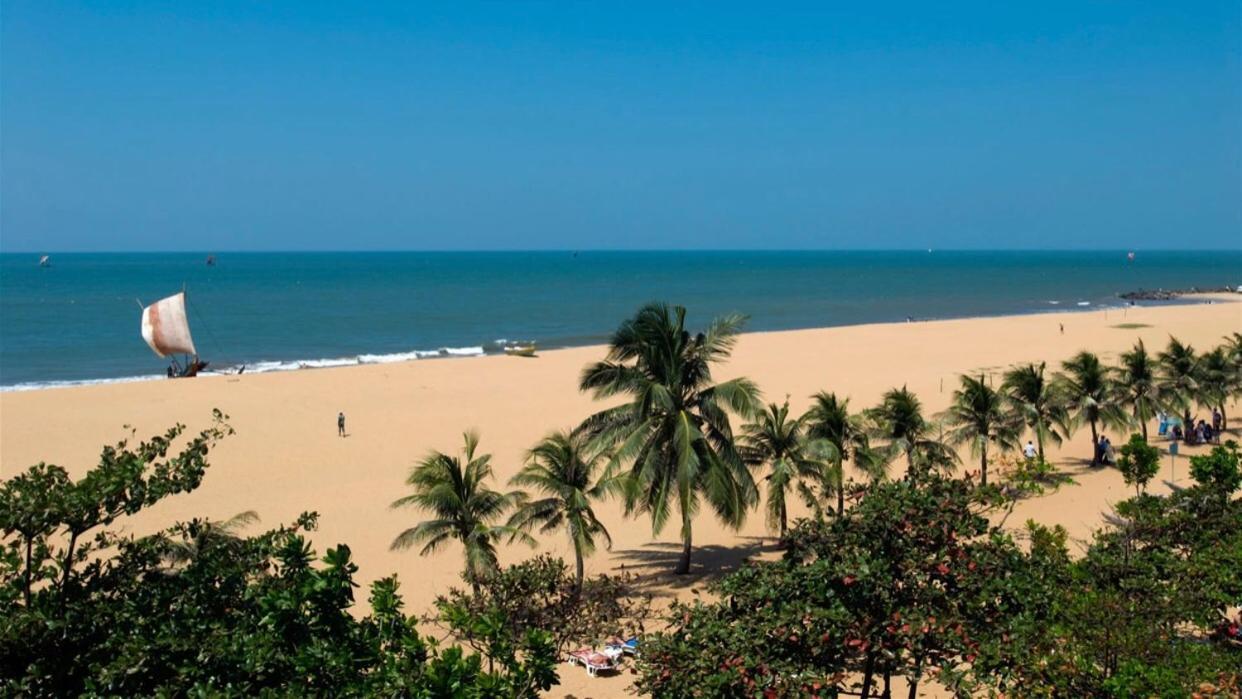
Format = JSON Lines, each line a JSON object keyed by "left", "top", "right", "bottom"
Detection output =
{"left": 38, "top": 255, "right": 50, "bottom": 267}
{"left": 140, "top": 291, "right": 209, "bottom": 377}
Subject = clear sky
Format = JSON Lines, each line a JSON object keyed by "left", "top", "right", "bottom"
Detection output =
{"left": 2, "top": 1, "right": 1240, "bottom": 251}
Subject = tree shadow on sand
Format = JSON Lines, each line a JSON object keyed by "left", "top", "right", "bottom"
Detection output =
{"left": 607, "top": 537, "right": 780, "bottom": 600}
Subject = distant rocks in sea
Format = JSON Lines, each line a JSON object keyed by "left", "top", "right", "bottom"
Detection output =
{"left": 1119, "top": 286, "right": 1238, "bottom": 301}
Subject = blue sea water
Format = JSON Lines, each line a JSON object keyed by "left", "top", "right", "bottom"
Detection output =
{"left": 1, "top": 251, "right": 1239, "bottom": 389}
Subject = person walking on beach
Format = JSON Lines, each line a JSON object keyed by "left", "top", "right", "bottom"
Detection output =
{"left": 1059, "top": 323, "right": 1064, "bottom": 335}
{"left": 338, "top": 412, "right": 346, "bottom": 437}
{"left": 1023, "top": 440, "right": 1037, "bottom": 461}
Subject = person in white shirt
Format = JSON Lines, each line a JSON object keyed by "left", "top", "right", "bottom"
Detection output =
{"left": 1023, "top": 441, "right": 1037, "bottom": 460}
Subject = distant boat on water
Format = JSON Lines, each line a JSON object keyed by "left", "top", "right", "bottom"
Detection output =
{"left": 503, "top": 343, "right": 537, "bottom": 357}
{"left": 140, "top": 291, "right": 209, "bottom": 378}
{"left": 38, "top": 255, "right": 50, "bottom": 267}
{"left": 206, "top": 255, "right": 216, "bottom": 266}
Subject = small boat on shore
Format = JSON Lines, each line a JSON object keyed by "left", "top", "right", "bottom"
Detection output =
{"left": 503, "top": 343, "right": 537, "bottom": 357}
{"left": 140, "top": 291, "right": 209, "bottom": 377}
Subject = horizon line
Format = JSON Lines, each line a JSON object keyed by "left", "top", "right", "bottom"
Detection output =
{"left": 5, "top": 248, "right": 1242, "bottom": 255}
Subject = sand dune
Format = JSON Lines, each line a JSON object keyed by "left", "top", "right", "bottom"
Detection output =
{"left": 2, "top": 297, "right": 1239, "bottom": 697}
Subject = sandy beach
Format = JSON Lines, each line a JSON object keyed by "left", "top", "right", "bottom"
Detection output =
{"left": 3, "top": 298, "right": 1240, "bottom": 697}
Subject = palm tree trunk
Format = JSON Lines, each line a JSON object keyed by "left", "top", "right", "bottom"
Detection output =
{"left": 1220, "top": 404, "right": 1228, "bottom": 431}
{"left": 574, "top": 548, "right": 585, "bottom": 589}
{"left": 837, "top": 467, "right": 845, "bottom": 517}
{"left": 1089, "top": 419, "right": 1099, "bottom": 465}
{"left": 675, "top": 510, "right": 693, "bottom": 575}
{"left": 779, "top": 498, "right": 787, "bottom": 539}
{"left": 1036, "top": 424, "right": 1045, "bottom": 462}
{"left": 980, "top": 443, "right": 988, "bottom": 487}
{"left": 1139, "top": 412, "right": 1148, "bottom": 441}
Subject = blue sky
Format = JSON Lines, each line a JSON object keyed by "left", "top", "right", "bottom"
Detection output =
{"left": 2, "top": 1, "right": 1239, "bottom": 251}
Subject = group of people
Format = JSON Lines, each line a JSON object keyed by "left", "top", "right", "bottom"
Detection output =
{"left": 1094, "top": 435, "right": 1117, "bottom": 466}
{"left": 1159, "top": 409, "right": 1223, "bottom": 446}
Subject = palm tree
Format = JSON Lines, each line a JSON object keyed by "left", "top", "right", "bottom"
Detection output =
{"left": 865, "top": 386, "right": 955, "bottom": 480}
{"left": 1002, "top": 362, "right": 1068, "bottom": 463}
{"left": 1058, "top": 351, "right": 1128, "bottom": 465}
{"left": 1200, "top": 347, "right": 1239, "bottom": 431}
{"left": 803, "top": 392, "right": 868, "bottom": 516}
{"left": 578, "top": 303, "right": 761, "bottom": 575}
{"left": 1114, "top": 340, "right": 1160, "bottom": 441}
{"left": 390, "top": 431, "right": 531, "bottom": 592}
{"left": 739, "top": 400, "right": 837, "bottom": 537}
{"left": 1157, "top": 338, "right": 1203, "bottom": 433}
{"left": 156, "top": 510, "right": 259, "bottom": 569}
{"left": 507, "top": 430, "right": 616, "bottom": 587}
{"left": 939, "top": 375, "right": 1022, "bottom": 486}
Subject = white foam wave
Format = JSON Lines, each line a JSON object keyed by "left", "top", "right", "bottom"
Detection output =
{"left": 1, "top": 346, "right": 490, "bottom": 392}
{"left": 1, "top": 374, "right": 164, "bottom": 392}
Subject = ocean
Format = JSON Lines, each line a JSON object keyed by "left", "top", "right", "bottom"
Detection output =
{"left": 1, "top": 251, "right": 1238, "bottom": 390}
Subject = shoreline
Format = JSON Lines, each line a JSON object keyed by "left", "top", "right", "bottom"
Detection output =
{"left": 4, "top": 293, "right": 1234, "bottom": 393}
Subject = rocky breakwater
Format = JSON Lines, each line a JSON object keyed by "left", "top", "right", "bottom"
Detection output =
{"left": 1119, "top": 286, "right": 1239, "bottom": 301}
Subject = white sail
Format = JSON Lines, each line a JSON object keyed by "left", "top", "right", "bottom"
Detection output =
{"left": 141, "top": 292, "right": 197, "bottom": 357}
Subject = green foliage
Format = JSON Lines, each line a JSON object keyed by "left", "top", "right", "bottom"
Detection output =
{"left": 578, "top": 302, "right": 761, "bottom": 574}
{"left": 865, "top": 385, "right": 957, "bottom": 480}
{"left": 434, "top": 554, "right": 650, "bottom": 658}
{"left": 1158, "top": 338, "right": 1204, "bottom": 421}
{"left": 1116, "top": 433, "right": 1161, "bottom": 495}
{"left": 390, "top": 431, "right": 533, "bottom": 590}
{"left": 508, "top": 431, "right": 617, "bottom": 585}
{"left": 1058, "top": 351, "right": 1130, "bottom": 464}
{"left": 1002, "top": 361, "right": 1069, "bottom": 462}
{"left": 1189, "top": 440, "right": 1242, "bottom": 495}
{"left": 993, "top": 469, "right": 1242, "bottom": 695}
{"left": 739, "top": 400, "right": 838, "bottom": 535}
{"left": 1114, "top": 340, "right": 1160, "bottom": 440}
{"left": 803, "top": 391, "right": 871, "bottom": 516}
{"left": 939, "top": 374, "right": 1022, "bottom": 486}
{"left": 997, "top": 455, "right": 1077, "bottom": 500}
{"left": 635, "top": 473, "right": 1045, "bottom": 697}
{"left": 0, "top": 417, "right": 559, "bottom": 697}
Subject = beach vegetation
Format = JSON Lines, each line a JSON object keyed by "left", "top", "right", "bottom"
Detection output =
{"left": 1113, "top": 339, "right": 1161, "bottom": 441}
{"left": 1158, "top": 337, "right": 1205, "bottom": 431}
{"left": 1116, "top": 433, "right": 1161, "bottom": 496}
{"left": 996, "top": 454, "right": 1077, "bottom": 500}
{"left": 939, "top": 374, "right": 1022, "bottom": 486}
{"left": 635, "top": 472, "right": 1055, "bottom": 698}
{"left": 507, "top": 431, "right": 618, "bottom": 587}
{"left": 1002, "top": 361, "right": 1069, "bottom": 462}
{"left": 577, "top": 302, "right": 761, "bottom": 575}
{"left": 635, "top": 460, "right": 1242, "bottom": 697}
{"left": 1188, "top": 440, "right": 1242, "bottom": 497}
{"left": 432, "top": 554, "right": 651, "bottom": 660}
{"left": 803, "top": 391, "right": 871, "bottom": 515}
{"left": 739, "top": 399, "right": 839, "bottom": 536}
{"left": 390, "top": 431, "right": 533, "bottom": 593}
{"left": 1200, "top": 346, "right": 1240, "bottom": 430}
{"left": 0, "top": 417, "right": 557, "bottom": 697}
{"left": 865, "top": 386, "right": 957, "bottom": 481}
{"left": 1058, "top": 351, "right": 1129, "bottom": 464}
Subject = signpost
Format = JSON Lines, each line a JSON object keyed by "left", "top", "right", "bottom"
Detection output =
{"left": 1168, "top": 441, "right": 1179, "bottom": 483}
